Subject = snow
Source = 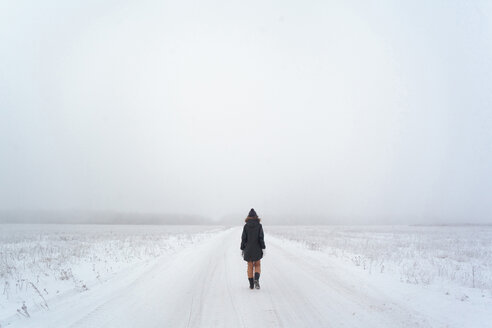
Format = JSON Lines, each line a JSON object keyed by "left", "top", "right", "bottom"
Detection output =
{"left": 268, "top": 225, "right": 492, "bottom": 290}
{"left": 0, "top": 224, "right": 224, "bottom": 325}
{"left": 1, "top": 224, "right": 491, "bottom": 327}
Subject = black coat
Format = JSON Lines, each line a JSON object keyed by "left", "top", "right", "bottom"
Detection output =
{"left": 240, "top": 218, "right": 266, "bottom": 262}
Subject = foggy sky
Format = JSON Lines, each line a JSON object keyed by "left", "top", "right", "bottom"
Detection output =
{"left": 1, "top": 0, "right": 491, "bottom": 224}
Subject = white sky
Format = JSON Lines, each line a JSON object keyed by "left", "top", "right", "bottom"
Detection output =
{"left": 1, "top": 0, "right": 491, "bottom": 223}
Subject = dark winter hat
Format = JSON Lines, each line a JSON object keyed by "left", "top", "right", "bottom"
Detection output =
{"left": 248, "top": 208, "right": 258, "bottom": 218}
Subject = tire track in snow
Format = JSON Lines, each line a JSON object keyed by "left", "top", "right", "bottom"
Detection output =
{"left": 223, "top": 248, "right": 246, "bottom": 328}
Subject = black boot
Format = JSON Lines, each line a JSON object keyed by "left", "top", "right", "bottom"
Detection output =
{"left": 248, "top": 278, "right": 254, "bottom": 289}
{"left": 254, "top": 272, "right": 260, "bottom": 289}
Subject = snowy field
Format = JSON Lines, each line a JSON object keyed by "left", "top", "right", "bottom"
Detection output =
{"left": 1, "top": 224, "right": 491, "bottom": 327}
{"left": 268, "top": 225, "right": 492, "bottom": 291}
{"left": 266, "top": 225, "right": 492, "bottom": 327}
{"left": 0, "top": 224, "right": 225, "bottom": 326}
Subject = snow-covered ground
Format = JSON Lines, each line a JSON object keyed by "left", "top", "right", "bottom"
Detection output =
{"left": 268, "top": 225, "right": 492, "bottom": 290}
{"left": 0, "top": 224, "right": 225, "bottom": 326}
{"left": 268, "top": 225, "right": 492, "bottom": 327}
{"left": 1, "top": 224, "right": 491, "bottom": 327}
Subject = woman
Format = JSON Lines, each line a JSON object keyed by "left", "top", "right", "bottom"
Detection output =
{"left": 240, "top": 208, "right": 266, "bottom": 289}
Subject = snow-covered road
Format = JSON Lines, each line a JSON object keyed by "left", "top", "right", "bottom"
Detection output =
{"left": 7, "top": 227, "right": 488, "bottom": 328}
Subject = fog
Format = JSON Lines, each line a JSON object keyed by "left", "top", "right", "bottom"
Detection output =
{"left": 1, "top": 0, "right": 491, "bottom": 225}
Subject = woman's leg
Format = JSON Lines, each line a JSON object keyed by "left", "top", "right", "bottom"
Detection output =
{"left": 253, "top": 260, "right": 261, "bottom": 289}
{"left": 254, "top": 260, "right": 261, "bottom": 274}
{"left": 247, "top": 261, "right": 254, "bottom": 289}
{"left": 247, "top": 261, "right": 254, "bottom": 278}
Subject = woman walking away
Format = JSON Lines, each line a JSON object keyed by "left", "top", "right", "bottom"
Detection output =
{"left": 240, "top": 208, "right": 266, "bottom": 290}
